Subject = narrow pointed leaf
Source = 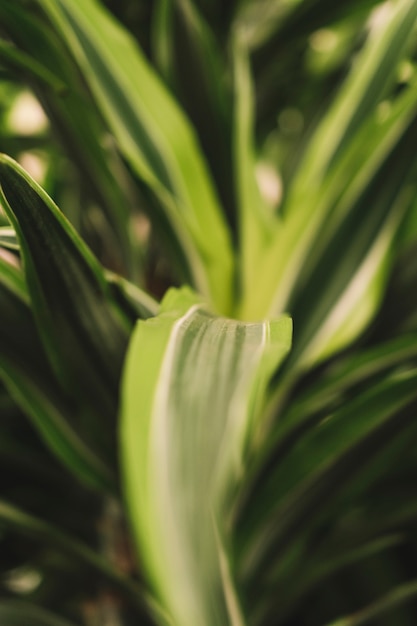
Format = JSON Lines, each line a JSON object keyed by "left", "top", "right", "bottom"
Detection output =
{"left": 0, "top": 154, "right": 129, "bottom": 426}
{"left": 0, "top": 259, "right": 115, "bottom": 491}
{"left": 0, "top": 499, "right": 149, "bottom": 614}
{"left": 239, "top": 371, "right": 417, "bottom": 586}
{"left": 121, "top": 287, "right": 292, "bottom": 626}
{"left": 0, "top": 225, "right": 19, "bottom": 250}
{"left": 291, "top": 0, "right": 417, "bottom": 191}
{"left": 0, "top": 39, "right": 66, "bottom": 92}
{"left": 233, "top": 34, "right": 276, "bottom": 310}
{"left": 152, "top": 0, "right": 236, "bottom": 229}
{"left": 327, "top": 578, "right": 417, "bottom": 626}
{"left": 38, "top": 0, "right": 234, "bottom": 313}
{"left": 0, "top": 0, "right": 142, "bottom": 280}
{"left": 105, "top": 270, "right": 159, "bottom": 321}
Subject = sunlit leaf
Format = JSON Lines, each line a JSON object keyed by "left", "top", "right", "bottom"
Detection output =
{"left": 38, "top": 0, "right": 234, "bottom": 313}
{"left": 121, "top": 286, "right": 292, "bottom": 626}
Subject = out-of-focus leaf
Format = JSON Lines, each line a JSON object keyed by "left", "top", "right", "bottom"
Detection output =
{"left": 105, "top": 270, "right": 159, "bottom": 321}
{"left": 0, "top": 251, "right": 25, "bottom": 300}
{"left": 0, "top": 225, "right": 19, "bottom": 250}
{"left": 0, "top": 154, "right": 129, "bottom": 436}
{"left": 233, "top": 34, "right": 275, "bottom": 310}
{"left": 0, "top": 257, "right": 115, "bottom": 492}
{"left": 237, "top": 0, "right": 417, "bottom": 370}
{"left": 0, "top": 601, "right": 77, "bottom": 626}
{"left": 121, "top": 286, "right": 292, "bottom": 626}
{"left": 0, "top": 39, "right": 66, "bottom": 92}
{"left": 273, "top": 535, "right": 405, "bottom": 626}
{"left": 38, "top": 0, "right": 234, "bottom": 313}
{"left": 289, "top": 0, "right": 417, "bottom": 190}
{"left": 0, "top": 499, "right": 149, "bottom": 615}
{"left": 285, "top": 331, "right": 417, "bottom": 426}
{"left": 237, "top": 370, "right": 417, "bottom": 600}
{"left": 0, "top": 0, "right": 142, "bottom": 280}
{"left": 327, "top": 578, "right": 417, "bottom": 626}
{"left": 152, "top": 0, "right": 236, "bottom": 231}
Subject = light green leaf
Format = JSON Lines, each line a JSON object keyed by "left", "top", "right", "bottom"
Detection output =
{"left": 121, "top": 286, "right": 292, "bottom": 626}
{"left": 0, "top": 252, "right": 26, "bottom": 301}
{"left": 237, "top": 0, "right": 417, "bottom": 324}
{"left": 0, "top": 225, "right": 19, "bottom": 250}
{"left": 291, "top": 0, "right": 417, "bottom": 192}
{"left": 38, "top": 0, "right": 234, "bottom": 313}
{"left": 233, "top": 33, "right": 276, "bottom": 311}
{"left": 152, "top": 0, "right": 235, "bottom": 229}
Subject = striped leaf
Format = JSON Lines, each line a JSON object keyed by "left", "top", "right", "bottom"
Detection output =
{"left": 0, "top": 256, "right": 115, "bottom": 491}
{"left": 0, "top": 154, "right": 130, "bottom": 436}
{"left": 0, "top": 0, "right": 142, "bottom": 280}
{"left": 121, "top": 286, "right": 292, "bottom": 626}
{"left": 0, "top": 225, "right": 19, "bottom": 250}
{"left": 37, "top": 0, "right": 234, "bottom": 313}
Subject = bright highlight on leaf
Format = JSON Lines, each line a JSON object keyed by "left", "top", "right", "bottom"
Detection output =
{"left": 121, "top": 287, "right": 292, "bottom": 626}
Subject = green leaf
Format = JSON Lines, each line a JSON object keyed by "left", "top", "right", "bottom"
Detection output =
{"left": 0, "top": 225, "right": 19, "bottom": 250}
{"left": 152, "top": 0, "right": 236, "bottom": 229}
{"left": 0, "top": 601, "right": 77, "bottom": 626}
{"left": 0, "top": 39, "right": 66, "bottom": 92}
{"left": 0, "top": 154, "right": 130, "bottom": 431}
{"left": 237, "top": 0, "right": 417, "bottom": 326}
{"left": 238, "top": 370, "right": 417, "bottom": 595}
{"left": 0, "top": 0, "right": 142, "bottom": 281}
{"left": 105, "top": 270, "right": 159, "bottom": 321}
{"left": 121, "top": 286, "right": 292, "bottom": 626}
{"left": 0, "top": 499, "right": 150, "bottom": 615}
{"left": 291, "top": 0, "right": 417, "bottom": 191}
{"left": 233, "top": 33, "right": 276, "bottom": 311}
{"left": 38, "top": 0, "right": 234, "bottom": 313}
{"left": 326, "top": 578, "right": 417, "bottom": 626}
{"left": 0, "top": 258, "right": 115, "bottom": 491}
{"left": 0, "top": 252, "right": 26, "bottom": 300}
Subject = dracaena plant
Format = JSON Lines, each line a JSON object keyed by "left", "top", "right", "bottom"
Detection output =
{"left": 1, "top": 0, "right": 417, "bottom": 624}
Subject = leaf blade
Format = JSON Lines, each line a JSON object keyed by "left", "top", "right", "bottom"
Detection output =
{"left": 121, "top": 286, "right": 292, "bottom": 626}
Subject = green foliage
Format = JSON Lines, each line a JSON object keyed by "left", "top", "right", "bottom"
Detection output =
{"left": 1, "top": 0, "right": 417, "bottom": 624}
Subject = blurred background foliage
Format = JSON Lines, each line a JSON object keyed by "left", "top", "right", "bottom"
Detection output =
{"left": 1, "top": 0, "right": 417, "bottom": 625}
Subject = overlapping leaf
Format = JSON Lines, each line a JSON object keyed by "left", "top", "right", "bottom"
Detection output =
{"left": 37, "top": 0, "right": 234, "bottom": 313}
{"left": 121, "top": 286, "right": 292, "bottom": 626}
{"left": 0, "top": 154, "right": 132, "bottom": 460}
{"left": 0, "top": 0, "right": 142, "bottom": 280}
{"left": 0, "top": 255, "right": 115, "bottom": 491}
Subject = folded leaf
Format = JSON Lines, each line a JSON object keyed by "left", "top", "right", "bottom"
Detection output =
{"left": 121, "top": 286, "right": 292, "bottom": 626}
